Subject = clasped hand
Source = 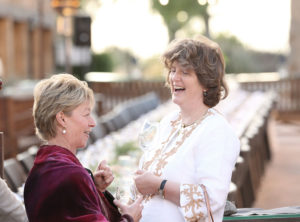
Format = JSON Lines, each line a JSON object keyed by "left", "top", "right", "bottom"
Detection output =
{"left": 93, "top": 160, "right": 114, "bottom": 192}
{"left": 134, "top": 170, "right": 161, "bottom": 195}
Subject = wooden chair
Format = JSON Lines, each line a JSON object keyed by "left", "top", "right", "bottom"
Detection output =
{"left": 141, "top": 92, "right": 160, "bottom": 112}
{"left": 227, "top": 182, "right": 244, "bottom": 208}
{"left": 89, "top": 122, "right": 107, "bottom": 143}
{"left": 4, "top": 158, "right": 27, "bottom": 192}
{"left": 238, "top": 139, "right": 256, "bottom": 207}
{"left": 28, "top": 145, "right": 39, "bottom": 158}
{"left": 99, "top": 113, "right": 118, "bottom": 134}
{"left": 17, "top": 150, "right": 34, "bottom": 174}
{"left": 129, "top": 101, "right": 144, "bottom": 120}
{"left": 2, "top": 94, "right": 41, "bottom": 158}
{"left": 230, "top": 156, "right": 245, "bottom": 208}
{"left": 111, "top": 111, "right": 128, "bottom": 131}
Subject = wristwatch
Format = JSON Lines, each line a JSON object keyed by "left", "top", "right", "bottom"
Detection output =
{"left": 158, "top": 179, "right": 167, "bottom": 199}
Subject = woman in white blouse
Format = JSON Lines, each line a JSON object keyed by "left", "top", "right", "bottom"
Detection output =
{"left": 134, "top": 36, "right": 240, "bottom": 222}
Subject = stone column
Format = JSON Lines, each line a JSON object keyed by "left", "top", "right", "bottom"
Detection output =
{"left": 43, "top": 29, "right": 54, "bottom": 76}
{"left": 289, "top": 0, "right": 300, "bottom": 78}
{"left": 30, "top": 27, "right": 43, "bottom": 79}
{"left": 0, "top": 18, "right": 14, "bottom": 79}
{"left": 14, "top": 22, "right": 29, "bottom": 78}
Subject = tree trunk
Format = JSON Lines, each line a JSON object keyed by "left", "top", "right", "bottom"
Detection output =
{"left": 204, "top": 14, "right": 210, "bottom": 38}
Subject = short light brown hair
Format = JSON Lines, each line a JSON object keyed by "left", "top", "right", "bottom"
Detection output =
{"left": 163, "top": 36, "right": 228, "bottom": 107}
{"left": 33, "top": 74, "right": 94, "bottom": 141}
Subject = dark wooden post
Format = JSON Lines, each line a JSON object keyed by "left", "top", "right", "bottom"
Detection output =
{"left": 0, "top": 132, "right": 4, "bottom": 178}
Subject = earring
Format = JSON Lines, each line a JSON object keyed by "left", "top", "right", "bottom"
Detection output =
{"left": 203, "top": 91, "right": 208, "bottom": 97}
{"left": 62, "top": 129, "right": 66, "bottom": 134}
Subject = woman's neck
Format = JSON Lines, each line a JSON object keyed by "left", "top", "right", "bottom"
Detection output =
{"left": 47, "top": 137, "right": 75, "bottom": 154}
{"left": 180, "top": 104, "right": 209, "bottom": 127}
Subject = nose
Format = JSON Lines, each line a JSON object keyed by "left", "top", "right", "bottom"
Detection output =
{"left": 89, "top": 116, "right": 96, "bottom": 128}
{"left": 170, "top": 70, "right": 180, "bottom": 82}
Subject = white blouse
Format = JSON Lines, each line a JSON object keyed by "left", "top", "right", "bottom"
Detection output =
{"left": 138, "top": 109, "right": 240, "bottom": 222}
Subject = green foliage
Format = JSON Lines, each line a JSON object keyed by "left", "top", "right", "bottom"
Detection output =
{"left": 115, "top": 141, "right": 139, "bottom": 157}
{"left": 103, "top": 47, "right": 140, "bottom": 77}
{"left": 72, "top": 66, "right": 90, "bottom": 80}
{"left": 90, "top": 53, "right": 114, "bottom": 72}
{"left": 214, "top": 34, "right": 252, "bottom": 73}
{"left": 70, "top": 52, "right": 114, "bottom": 81}
{"left": 150, "top": 0, "right": 208, "bottom": 40}
{"left": 139, "top": 33, "right": 284, "bottom": 76}
{"left": 214, "top": 34, "right": 284, "bottom": 74}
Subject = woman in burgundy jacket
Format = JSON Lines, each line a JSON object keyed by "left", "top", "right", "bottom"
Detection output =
{"left": 24, "top": 74, "right": 143, "bottom": 222}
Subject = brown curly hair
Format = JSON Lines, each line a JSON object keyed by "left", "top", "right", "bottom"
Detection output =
{"left": 163, "top": 36, "right": 228, "bottom": 107}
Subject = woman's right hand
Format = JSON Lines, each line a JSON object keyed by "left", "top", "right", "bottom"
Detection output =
{"left": 114, "top": 196, "right": 143, "bottom": 222}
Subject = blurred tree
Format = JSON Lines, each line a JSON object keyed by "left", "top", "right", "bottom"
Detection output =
{"left": 215, "top": 34, "right": 285, "bottom": 74}
{"left": 70, "top": 53, "right": 114, "bottom": 80}
{"left": 141, "top": 56, "right": 165, "bottom": 80}
{"left": 90, "top": 52, "right": 114, "bottom": 72}
{"left": 150, "top": 0, "right": 208, "bottom": 41}
{"left": 104, "top": 47, "right": 141, "bottom": 78}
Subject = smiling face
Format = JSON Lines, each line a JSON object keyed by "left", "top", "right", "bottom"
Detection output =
{"left": 169, "top": 61, "right": 205, "bottom": 108}
{"left": 64, "top": 101, "right": 95, "bottom": 150}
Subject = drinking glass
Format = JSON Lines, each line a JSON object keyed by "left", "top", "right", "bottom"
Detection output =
{"left": 138, "top": 120, "right": 159, "bottom": 152}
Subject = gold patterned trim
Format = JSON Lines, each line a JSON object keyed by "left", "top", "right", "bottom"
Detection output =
{"left": 181, "top": 184, "right": 205, "bottom": 222}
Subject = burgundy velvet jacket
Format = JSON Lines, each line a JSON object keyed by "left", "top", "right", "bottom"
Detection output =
{"left": 24, "top": 145, "right": 132, "bottom": 222}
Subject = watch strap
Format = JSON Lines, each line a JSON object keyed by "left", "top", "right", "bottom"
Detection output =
{"left": 158, "top": 179, "right": 167, "bottom": 198}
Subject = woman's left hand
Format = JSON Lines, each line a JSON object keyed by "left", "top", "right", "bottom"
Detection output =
{"left": 94, "top": 160, "right": 114, "bottom": 192}
{"left": 134, "top": 170, "right": 161, "bottom": 195}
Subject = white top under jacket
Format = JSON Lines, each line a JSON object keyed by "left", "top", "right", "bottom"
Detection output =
{"left": 0, "top": 178, "right": 28, "bottom": 222}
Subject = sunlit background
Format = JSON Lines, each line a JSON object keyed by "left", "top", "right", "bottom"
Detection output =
{"left": 0, "top": 0, "right": 293, "bottom": 81}
{"left": 76, "top": 0, "right": 292, "bottom": 81}
{"left": 1, "top": 0, "right": 300, "bottom": 214}
{"left": 92, "top": 0, "right": 290, "bottom": 58}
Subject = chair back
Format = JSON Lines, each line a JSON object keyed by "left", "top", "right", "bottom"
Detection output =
{"left": 4, "top": 158, "right": 27, "bottom": 192}
{"left": 28, "top": 145, "right": 39, "bottom": 158}
{"left": 17, "top": 151, "right": 34, "bottom": 174}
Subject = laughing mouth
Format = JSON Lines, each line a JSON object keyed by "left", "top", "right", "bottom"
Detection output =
{"left": 174, "top": 86, "right": 185, "bottom": 92}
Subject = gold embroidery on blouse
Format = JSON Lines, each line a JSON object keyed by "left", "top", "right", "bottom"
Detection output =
{"left": 142, "top": 111, "right": 212, "bottom": 175}
{"left": 141, "top": 111, "right": 212, "bottom": 203}
{"left": 142, "top": 115, "right": 181, "bottom": 172}
{"left": 181, "top": 184, "right": 205, "bottom": 222}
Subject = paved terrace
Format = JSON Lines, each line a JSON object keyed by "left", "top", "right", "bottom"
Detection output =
{"left": 253, "top": 112, "right": 300, "bottom": 209}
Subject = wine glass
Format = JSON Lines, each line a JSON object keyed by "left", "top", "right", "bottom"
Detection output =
{"left": 138, "top": 119, "right": 159, "bottom": 152}
{"left": 115, "top": 177, "right": 138, "bottom": 204}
